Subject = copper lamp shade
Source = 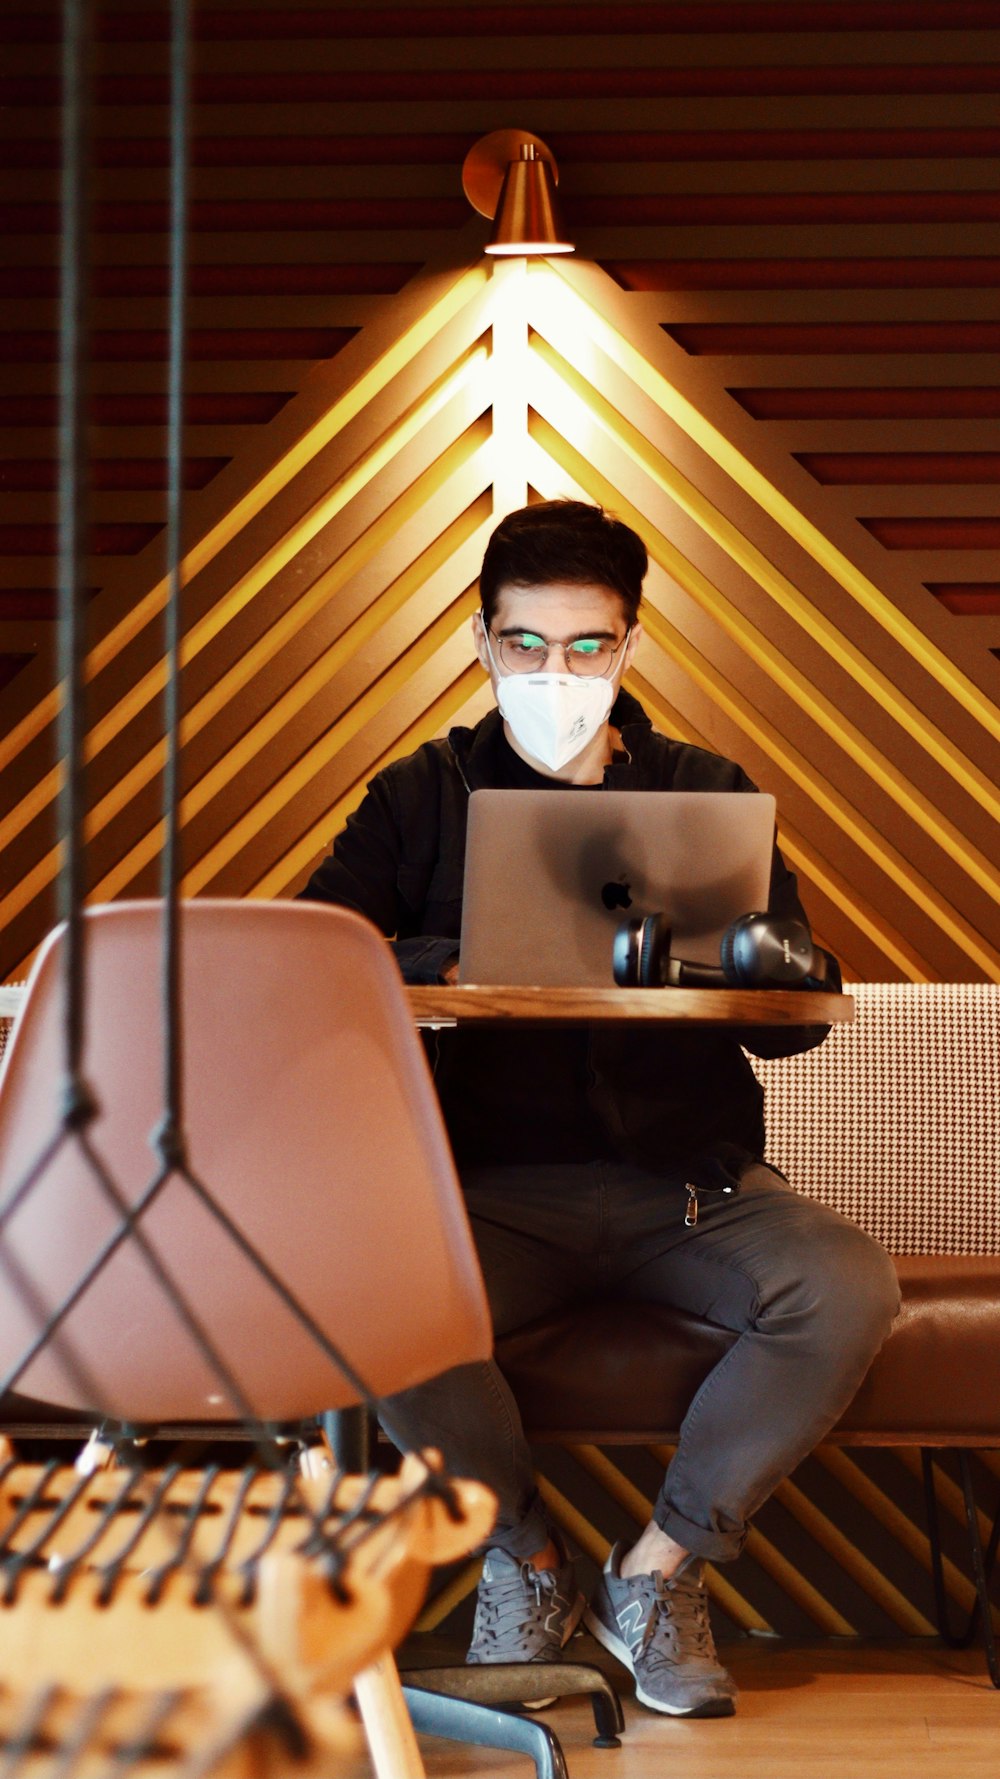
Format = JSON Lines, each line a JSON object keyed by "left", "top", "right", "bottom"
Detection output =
{"left": 462, "top": 130, "right": 574, "bottom": 257}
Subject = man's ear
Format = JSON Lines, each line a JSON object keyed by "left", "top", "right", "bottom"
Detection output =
{"left": 623, "top": 622, "right": 642, "bottom": 673}
{"left": 471, "top": 608, "right": 492, "bottom": 674}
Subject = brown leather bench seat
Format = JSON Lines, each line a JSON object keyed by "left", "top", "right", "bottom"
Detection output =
{"left": 498, "top": 1255, "right": 1000, "bottom": 1447}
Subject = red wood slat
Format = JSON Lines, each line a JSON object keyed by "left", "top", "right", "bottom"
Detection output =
{"left": 5, "top": 66, "right": 1000, "bottom": 104}
{"left": 605, "top": 258, "right": 1000, "bottom": 291}
{"left": 0, "top": 655, "right": 31, "bottom": 692}
{"left": 555, "top": 127, "right": 1000, "bottom": 162}
{"left": 10, "top": 129, "right": 1000, "bottom": 170}
{"left": 732, "top": 388, "right": 1000, "bottom": 419}
{"left": 581, "top": 194, "right": 1000, "bottom": 225}
{"left": 4, "top": 5, "right": 1000, "bottom": 41}
{"left": 0, "top": 265, "right": 419, "bottom": 298}
{"left": 862, "top": 518, "right": 1000, "bottom": 548}
{"left": 0, "top": 394, "right": 292, "bottom": 425}
{"left": 15, "top": 191, "right": 1000, "bottom": 240}
{"left": 0, "top": 524, "right": 161, "bottom": 555}
{"left": 0, "top": 200, "right": 464, "bottom": 233}
{"left": 4, "top": 134, "right": 477, "bottom": 170}
{"left": 665, "top": 322, "right": 1000, "bottom": 354}
{"left": 0, "top": 329, "right": 356, "bottom": 363}
{"left": 0, "top": 591, "right": 52, "bottom": 619}
{"left": 927, "top": 584, "right": 1000, "bottom": 613}
{"left": 0, "top": 459, "right": 228, "bottom": 492}
{"left": 795, "top": 454, "right": 1000, "bottom": 484}
{"left": 0, "top": 589, "right": 95, "bottom": 619}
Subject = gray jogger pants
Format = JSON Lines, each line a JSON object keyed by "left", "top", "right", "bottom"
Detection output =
{"left": 379, "top": 1159, "right": 901, "bottom": 1563}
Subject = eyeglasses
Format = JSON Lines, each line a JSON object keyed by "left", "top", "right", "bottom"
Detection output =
{"left": 488, "top": 626, "right": 631, "bottom": 678}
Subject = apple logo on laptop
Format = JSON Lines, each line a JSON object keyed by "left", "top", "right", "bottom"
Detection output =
{"left": 601, "top": 878, "right": 633, "bottom": 911}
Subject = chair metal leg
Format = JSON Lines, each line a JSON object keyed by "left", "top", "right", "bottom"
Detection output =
{"left": 403, "top": 1685, "right": 570, "bottom": 1779}
{"left": 403, "top": 1659, "right": 624, "bottom": 1747}
{"left": 320, "top": 1406, "right": 370, "bottom": 1472}
{"left": 957, "top": 1449, "right": 1000, "bottom": 1688}
{"left": 921, "top": 1446, "right": 1000, "bottom": 1687}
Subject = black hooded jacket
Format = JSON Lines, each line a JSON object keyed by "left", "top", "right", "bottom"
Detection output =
{"left": 300, "top": 690, "right": 837, "bottom": 1182}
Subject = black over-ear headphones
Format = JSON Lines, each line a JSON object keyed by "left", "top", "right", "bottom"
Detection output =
{"left": 612, "top": 911, "right": 833, "bottom": 990}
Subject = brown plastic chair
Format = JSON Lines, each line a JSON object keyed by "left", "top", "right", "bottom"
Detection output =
{"left": 0, "top": 898, "right": 498, "bottom": 1776}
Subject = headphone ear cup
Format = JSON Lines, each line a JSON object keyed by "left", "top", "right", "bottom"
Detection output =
{"left": 720, "top": 912, "right": 819, "bottom": 987}
{"left": 719, "top": 918, "right": 740, "bottom": 984}
{"left": 614, "top": 915, "right": 671, "bottom": 986}
{"left": 638, "top": 914, "right": 670, "bottom": 987}
{"left": 612, "top": 918, "right": 642, "bottom": 986}
{"left": 719, "top": 912, "right": 762, "bottom": 985}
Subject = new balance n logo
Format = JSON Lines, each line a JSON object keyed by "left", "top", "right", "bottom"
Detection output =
{"left": 616, "top": 1599, "right": 647, "bottom": 1649}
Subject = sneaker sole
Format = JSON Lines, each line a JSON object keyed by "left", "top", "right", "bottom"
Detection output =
{"left": 583, "top": 1605, "right": 736, "bottom": 1719}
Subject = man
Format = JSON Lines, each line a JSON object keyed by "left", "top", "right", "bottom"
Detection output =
{"left": 300, "top": 499, "right": 900, "bottom": 1719}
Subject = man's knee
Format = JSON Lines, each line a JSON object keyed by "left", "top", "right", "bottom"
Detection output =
{"left": 760, "top": 1202, "right": 900, "bottom": 1346}
{"left": 793, "top": 1214, "right": 901, "bottom": 1350}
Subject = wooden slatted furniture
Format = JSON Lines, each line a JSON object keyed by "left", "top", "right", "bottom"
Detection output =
{"left": 0, "top": 902, "right": 499, "bottom": 1779}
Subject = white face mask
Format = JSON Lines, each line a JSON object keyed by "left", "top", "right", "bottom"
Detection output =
{"left": 494, "top": 670, "right": 616, "bottom": 772}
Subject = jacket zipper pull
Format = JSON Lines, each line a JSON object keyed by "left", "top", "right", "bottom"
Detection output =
{"left": 684, "top": 1184, "right": 699, "bottom": 1228}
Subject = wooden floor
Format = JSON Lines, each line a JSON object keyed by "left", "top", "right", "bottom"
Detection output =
{"left": 350, "top": 1637, "right": 999, "bottom": 1779}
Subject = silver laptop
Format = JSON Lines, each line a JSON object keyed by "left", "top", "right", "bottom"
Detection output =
{"left": 459, "top": 788, "right": 777, "bottom": 986}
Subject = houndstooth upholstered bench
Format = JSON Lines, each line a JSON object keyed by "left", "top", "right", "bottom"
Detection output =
{"left": 496, "top": 983, "right": 1000, "bottom": 1683}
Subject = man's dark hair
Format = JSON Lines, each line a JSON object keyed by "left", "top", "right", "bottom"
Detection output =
{"left": 479, "top": 499, "right": 647, "bottom": 626}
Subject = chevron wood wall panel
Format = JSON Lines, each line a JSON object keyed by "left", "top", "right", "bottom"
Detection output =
{"left": 414, "top": 1443, "right": 1000, "bottom": 1646}
{"left": 2, "top": 0, "right": 999, "bottom": 988}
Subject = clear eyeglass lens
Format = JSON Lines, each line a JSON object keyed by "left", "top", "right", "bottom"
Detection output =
{"left": 498, "top": 634, "right": 614, "bottom": 676}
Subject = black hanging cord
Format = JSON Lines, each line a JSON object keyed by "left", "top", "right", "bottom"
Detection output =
{"left": 55, "top": 0, "right": 96, "bottom": 1135}
{"left": 155, "top": 0, "right": 191, "bottom": 1175}
{"left": 2, "top": 0, "right": 459, "bottom": 1588}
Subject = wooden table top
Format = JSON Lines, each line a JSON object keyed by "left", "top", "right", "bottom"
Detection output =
{"left": 3, "top": 980, "right": 853, "bottom": 1033}
{"left": 408, "top": 985, "right": 854, "bottom": 1028}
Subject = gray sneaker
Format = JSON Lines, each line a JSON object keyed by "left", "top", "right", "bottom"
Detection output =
{"left": 467, "top": 1543, "right": 586, "bottom": 1707}
{"left": 584, "top": 1544, "right": 737, "bottom": 1717}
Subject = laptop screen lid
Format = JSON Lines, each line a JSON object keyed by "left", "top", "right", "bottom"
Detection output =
{"left": 459, "top": 788, "right": 777, "bottom": 987}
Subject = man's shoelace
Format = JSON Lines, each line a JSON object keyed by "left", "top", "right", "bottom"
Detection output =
{"left": 474, "top": 1562, "right": 567, "bottom": 1653}
{"left": 636, "top": 1572, "right": 718, "bottom": 1670}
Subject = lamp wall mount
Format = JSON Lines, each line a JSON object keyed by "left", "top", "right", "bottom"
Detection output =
{"left": 462, "top": 129, "right": 574, "bottom": 257}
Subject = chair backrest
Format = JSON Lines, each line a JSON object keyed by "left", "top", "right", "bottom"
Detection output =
{"left": 0, "top": 900, "right": 491, "bottom": 1422}
{"left": 752, "top": 982, "right": 1000, "bottom": 1255}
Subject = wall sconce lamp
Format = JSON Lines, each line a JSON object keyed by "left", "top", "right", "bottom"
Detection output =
{"left": 462, "top": 129, "right": 574, "bottom": 257}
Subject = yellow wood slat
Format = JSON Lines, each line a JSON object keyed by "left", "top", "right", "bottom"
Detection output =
{"left": 0, "top": 435, "right": 492, "bottom": 940}
{"left": 91, "top": 594, "right": 480, "bottom": 906}
{"left": 0, "top": 347, "right": 491, "bottom": 877}
{"left": 248, "top": 660, "right": 486, "bottom": 902}
{"left": 184, "top": 611, "right": 476, "bottom": 895}
{"left": 535, "top": 261, "right": 1000, "bottom": 772}
{"left": 771, "top": 1477, "right": 937, "bottom": 1636}
{"left": 535, "top": 1474, "right": 611, "bottom": 1573}
{"left": 818, "top": 1449, "right": 980, "bottom": 1617}
{"left": 0, "top": 262, "right": 490, "bottom": 782}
